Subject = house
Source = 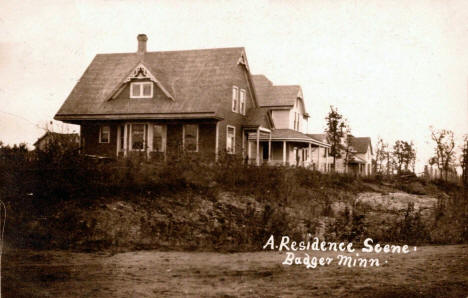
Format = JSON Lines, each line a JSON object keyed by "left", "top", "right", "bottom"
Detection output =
{"left": 34, "top": 131, "right": 80, "bottom": 152}
{"left": 54, "top": 34, "right": 330, "bottom": 166}
{"left": 346, "top": 136, "right": 373, "bottom": 175}
{"left": 55, "top": 34, "right": 274, "bottom": 164}
{"left": 308, "top": 134, "right": 373, "bottom": 175}
{"left": 250, "top": 75, "right": 330, "bottom": 167}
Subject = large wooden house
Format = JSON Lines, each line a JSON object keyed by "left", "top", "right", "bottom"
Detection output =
{"left": 55, "top": 34, "right": 330, "bottom": 166}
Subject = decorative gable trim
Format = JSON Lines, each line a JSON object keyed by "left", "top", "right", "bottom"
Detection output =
{"left": 109, "top": 62, "right": 174, "bottom": 101}
{"left": 237, "top": 52, "right": 249, "bottom": 71}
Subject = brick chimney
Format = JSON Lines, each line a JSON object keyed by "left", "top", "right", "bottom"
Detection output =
{"left": 137, "top": 34, "right": 147, "bottom": 54}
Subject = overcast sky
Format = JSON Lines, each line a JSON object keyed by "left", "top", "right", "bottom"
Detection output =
{"left": 1, "top": 0, "right": 467, "bottom": 172}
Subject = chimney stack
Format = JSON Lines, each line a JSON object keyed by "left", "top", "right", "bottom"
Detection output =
{"left": 137, "top": 34, "right": 147, "bottom": 54}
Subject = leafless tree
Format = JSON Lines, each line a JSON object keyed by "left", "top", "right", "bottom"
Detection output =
{"left": 375, "top": 137, "right": 389, "bottom": 174}
{"left": 460, "top": 134, "right": 468, "bottom": 186}
{"left": 430, "top": 127, "right": 456, "bottom": 181}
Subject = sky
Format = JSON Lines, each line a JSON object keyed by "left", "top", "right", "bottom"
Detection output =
{"left": 0, "top": 0, "right": 467, "bottom": 172}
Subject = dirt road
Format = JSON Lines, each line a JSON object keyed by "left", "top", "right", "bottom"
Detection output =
{"left": 2, "top": 245, "right": 467, "bottom": 297}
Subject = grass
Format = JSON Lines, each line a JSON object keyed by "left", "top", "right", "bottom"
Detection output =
{"left": 1, "top": 141, "right": 467, "bottom": 251}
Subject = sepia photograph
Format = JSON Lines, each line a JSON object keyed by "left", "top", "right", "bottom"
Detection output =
{"left": 0, "top": 0, "right": 467, "bottom": 297}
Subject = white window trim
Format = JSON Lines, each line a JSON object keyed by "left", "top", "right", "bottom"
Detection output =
{"left": 99, "top": 125, "right": 110, "bottom": 143}
{"left": 232, "top": 86, "right": 239, "bottom": 113}
{"left": 226, "top": 125, "right": 236, "bottom": 154}
{"left": 239, "top": 89, "right": 246, "bottom": 115}
{"left": 129, "top": 123, "right": 148, "bottom": 151}
{"left": 152, "top": 124, "right": 167, "bottom": 152}
{"left": 182, "top": 124, "right": 199, "bottom": 152}
{"left": 130, "top": 82, "right": 153, "bottom": 98}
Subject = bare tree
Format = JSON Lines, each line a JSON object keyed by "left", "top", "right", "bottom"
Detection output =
{"left": 460, "top": 134, "right": 468, "bottom": 186}
{"left": 375, "top": 137, "right": 389, "bottom": 174}
{"left": 325, "top": 106, "right": 348, "bottom": 171}
{"left": 430, "top": 127, "right": 456, "bottom": 181}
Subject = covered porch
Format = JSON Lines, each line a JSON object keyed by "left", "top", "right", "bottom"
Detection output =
{"left": 347, "top": 156, "right": 367, "bottom": 175}
{"left": 246, "top": 129, "right": 330, "bottom": 169}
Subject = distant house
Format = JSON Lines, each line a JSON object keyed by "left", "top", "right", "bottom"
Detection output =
{"left": 34, "top": 131, "right": 80, "bottom": 151}
{"left": 305, "top": 134, "right": 373, "bottom": 175}
{"left": 54, "top": 34, "right": 330, "bottom": 165}
{"left": 346, "top": 136, "right": 374, "bottom": 175}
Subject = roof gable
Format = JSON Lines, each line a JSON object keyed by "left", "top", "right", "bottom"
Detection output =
{"left": 108, "top": 62, "right": 174, "bottom": 101}
{"left": 350, "top": 137, "right": 373, "bottom": 154}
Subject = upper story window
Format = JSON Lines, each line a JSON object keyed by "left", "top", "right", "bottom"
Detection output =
{"left": 99, "top": 125, "right": 110, "bottom": 143}
{"left": 183, "top": 124, "right": 198, "bottom": 152}
{"left": 232, "top": 86, "right": 239, "bottom": 113}
{"left": 226, "top": 125, "right": 236, "bottom": 154}
{"left": 130, "top": 82, "right": 153, "bottom": 98}
{"left": 239, "top": 89, "right": 246, "bottom": 115}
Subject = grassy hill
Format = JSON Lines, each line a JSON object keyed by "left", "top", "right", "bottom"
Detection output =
{"left": 1, "top": 145, "right": 467, "bottom": 252}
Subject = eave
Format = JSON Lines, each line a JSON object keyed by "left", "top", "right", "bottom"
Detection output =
{"left": 54, "top": 112, "right": 222, "bottom": 122}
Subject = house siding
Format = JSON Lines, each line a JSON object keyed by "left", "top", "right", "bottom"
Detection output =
{"left": 82, "top": 122, "right": 118, "bottom": 157}
{"left": 217, "top": 63, "right": 258, "bottom": 157}
{"left": 271, "top": 110, "right": 290, "bottom": 129}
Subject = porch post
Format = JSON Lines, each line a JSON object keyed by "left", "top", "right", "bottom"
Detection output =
{"left": 325, "top": 147, "right": 329, "bottom": 172}
{"left": 215, "top": 122, "right": 219, "bottom": 161}
{"left": 241, "top": 128, "right": 245, "bottom": 159}
{"left": 248, "top": 139, "right": 251, "bottom": 163}
{"left": 256, "top": 128, "right": 260, "bottom": 166}
{"left": 283, "top": 141, "right": 287, "bottom": 165}
{"left": 146, "top": 123, "right": 151, "bottom": 160}
{"left": 116, "top": 125, "right": 121, "bottom": 157}
{"left": 317, "top": 145, "right": 320, "bottom": 171}
{"left": 123, "top": 123, "right": 128, "bottom": 157}
{"left": 308, "top": 143, "right": 312, "bottom": 166}
{"left": 268, "top": 132, "right": 272, "bottom": 162}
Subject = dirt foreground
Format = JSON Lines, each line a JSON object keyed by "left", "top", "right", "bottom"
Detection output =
{"left": 2, "top": 245, "right": 467, "bottom": 297}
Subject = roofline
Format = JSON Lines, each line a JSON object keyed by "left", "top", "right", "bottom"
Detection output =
{"left": 54, "top": 112, "right": 222, "bottom": 121}
{"left": 247, "top": 135, "right": 330, "bottom": 147}
{"left": 95, "top": 46, "right": 246, "bottom": 56}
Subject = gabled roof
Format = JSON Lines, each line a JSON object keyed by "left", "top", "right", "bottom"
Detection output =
{"left": 349, "top": 137, "right": 373, "bottom": 154}
{"left": 34, "top": 132, "right": 79, "bottom": 147}
{"left": 252, "top": 74, "right": 301, "bottom": 108}
{"left": 55, "top": 47, "right": 248, "bottom": 121}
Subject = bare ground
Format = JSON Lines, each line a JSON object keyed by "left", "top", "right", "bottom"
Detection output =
{"left": 2, "top": 245, "right": 467, "bottom": 297}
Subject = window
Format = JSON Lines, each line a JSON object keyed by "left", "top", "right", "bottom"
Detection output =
{"left": 153, "top": 124, "right": 166, "bottom": 152}
{"left": 131, "top": 124, "right": 146, "bottom": 150}
{"left": 294, "top": 112, "right": 300, "bottom": 131}
{"left": 232, "top": 86, "right": 239, "bottom": 113}
{"left": 99, "top": 125, "right": 110, "bottom": 143}
{"left": 130, "top": 82, "right": 153, "bottom": 98}
{"left": 183, "top": 124, "right": 198, "bottom": 152}
{"left": 239, "top": 89, "right": 246, "bottom": 115}
{"left": 226, "top": 125, "right": 235, "bottom": 154}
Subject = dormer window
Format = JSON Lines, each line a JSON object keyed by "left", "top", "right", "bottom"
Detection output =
{"left": 130, "top": 82, "right": 153, "bottom": 98}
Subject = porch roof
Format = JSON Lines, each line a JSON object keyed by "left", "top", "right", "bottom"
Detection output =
{"left": 248, "top": 129, "right": 330, "bottom": 147}
{"left": 348, "top": 155, "right": 367, "bottom": 164}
